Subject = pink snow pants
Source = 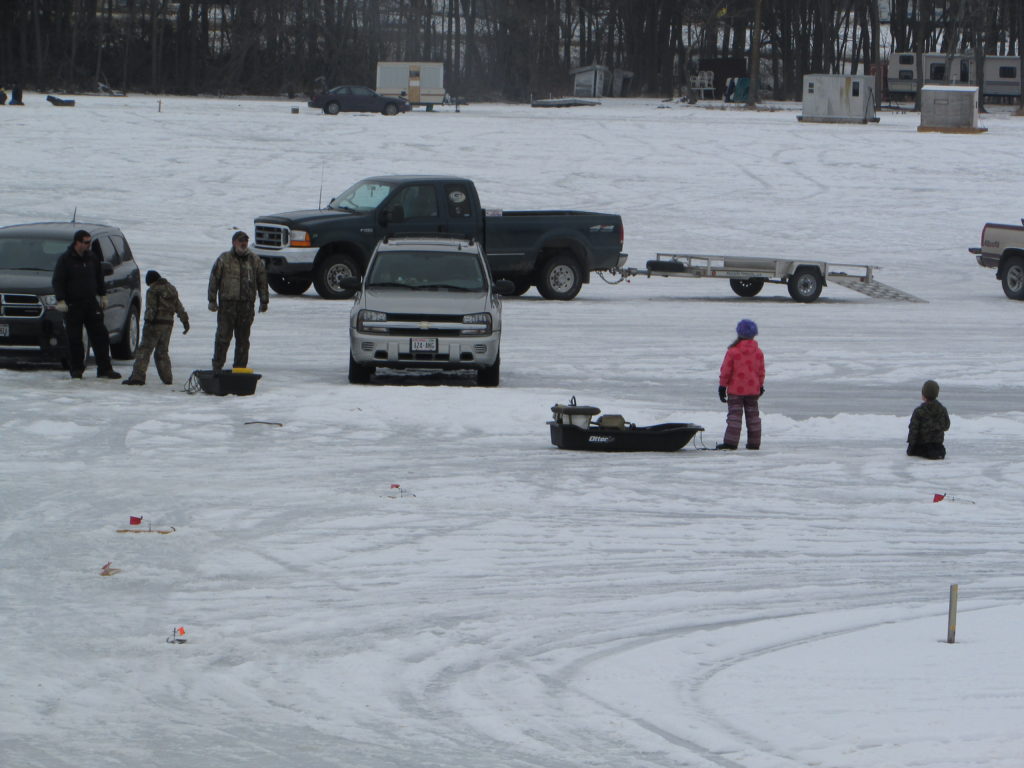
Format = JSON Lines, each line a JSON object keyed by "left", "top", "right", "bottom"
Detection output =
{"left": 723, "top": 394, "right": 761, "bottom": 449}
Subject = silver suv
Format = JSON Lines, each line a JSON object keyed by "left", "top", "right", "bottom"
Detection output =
{"left": 345, "top": 236, "right": 509, "bottom": 386}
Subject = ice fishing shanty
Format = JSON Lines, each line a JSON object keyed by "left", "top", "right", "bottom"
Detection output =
{"left": 918, "top": 85, "right": 987, "bottom": 133}
{"left": 798, "top": 74, "right": 878, "bottom": 124}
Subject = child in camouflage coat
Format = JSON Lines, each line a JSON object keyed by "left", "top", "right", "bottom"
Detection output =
{"left": 123, "top": 271, "right": 189, "bottom": 385}
{"left": 907, "top": 379, "right": 950, "bottom": 459}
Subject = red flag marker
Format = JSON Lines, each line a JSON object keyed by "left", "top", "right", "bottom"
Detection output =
{"left": 130, "top": 516, "right": 143, "bottom": 525}
{"left": 933, "top": 493, "right": 946, "bottom": 503}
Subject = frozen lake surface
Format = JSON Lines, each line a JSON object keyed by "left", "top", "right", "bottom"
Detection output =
{"left": 2, "top": 94, "right": 1023, "bottom": 767}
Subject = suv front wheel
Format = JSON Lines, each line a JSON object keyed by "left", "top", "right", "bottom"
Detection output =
{"left": 477, "top": 356, "right": 500, "bottom": 387}
{"left": 111, "top": 304, "right": 140, "bottom": 359}
{"left": 349, "top": 354, "right": 373, "bottom": 384}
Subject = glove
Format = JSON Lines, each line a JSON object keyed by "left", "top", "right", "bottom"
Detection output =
{"left": 98, "top": 295, "right": 108, "bottom": 310}
{"left": 55, "top": 300, "right": 68, "bottom": 312}
{"left": 208, "top": 301, "right": 218, "bottom": 312}
{"left": 182, "top": 322, "right": 190, "bottom": 335}
{"left": 718, "top": 386, "right": 727, "bottom": 403}
{"left": 759, "top": 386, "right": 765, "bottom": 396}
{"left": 259, "top": 301, "right": 268, "bottom": 313}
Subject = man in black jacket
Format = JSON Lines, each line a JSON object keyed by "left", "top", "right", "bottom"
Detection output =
{"left": 51, "top": 230, "right": 121, "bottom": 379}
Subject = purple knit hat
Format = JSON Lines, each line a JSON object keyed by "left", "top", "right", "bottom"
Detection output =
{"left": 736, "top": 318, "right": 758, "bottom": 339}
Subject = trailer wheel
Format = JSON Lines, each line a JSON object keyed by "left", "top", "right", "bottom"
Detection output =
{"left": 787, "top": 267, "right": 823, "bottom": 303}
{"left": 730, "top": 278, "right": 764, "bottom": 298}
{"left": 537, "top": 252, "right": 583, "bottom": 300}
{"left": 1001, "top": 256, "right": 1024, "bottom": 300}
{"left": 314, "top": 253, "right": 360, "bottom": 299}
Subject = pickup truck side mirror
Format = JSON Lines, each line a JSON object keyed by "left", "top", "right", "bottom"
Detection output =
{"left": 380, "top": 204, "right": 405, "bottom": 226}
{"left": 101, "top": 262, "right": 114, "bottom": 276}
{"left": 493, "top": 279, "right": 516, "bottom": 296}
{"left": 338, "top": 276, "right": 362, "bottom": 291}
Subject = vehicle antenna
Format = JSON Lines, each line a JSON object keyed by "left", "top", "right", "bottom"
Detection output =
{"left": 318, "top": 162, "right": 325, "bottom": 209}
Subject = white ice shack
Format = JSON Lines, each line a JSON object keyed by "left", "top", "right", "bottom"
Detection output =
{"left": 918, "top": 85, "right": 986, "bottom": 133}
{"left": 376, "top": 62, "right": 445, "bottom": 108}
{"left": 798, "top": 74, "right": 879, "bottom": 123}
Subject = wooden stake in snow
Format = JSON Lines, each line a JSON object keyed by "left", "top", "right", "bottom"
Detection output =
{"left": 947, "top": 584, "right": 959, "bottom": 644}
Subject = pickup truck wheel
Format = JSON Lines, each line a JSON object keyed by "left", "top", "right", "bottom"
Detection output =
{"left": 787, "top": 267, "right": 823, "bottom": 303}
{"left": 1001, "top": 256, "right": 1024, "bottom": 300}
{"left": 314, "top": 254, "right": 360, "bottom": 299}
{"left": 348, "top": 354, "right": 373, "bottom": 384}
{"left": 111, "top": 304, "right": 140, "bottom": 359}
{"left": 324, "top": 102, "right": 341, "bottom": 115}
{"left": 268, "top": 275, "right": 312, "bottom": 296}
{"left": 537, "top": 253, "right": 583, "bottom": 300}
{"left": 383, "top": 103, "right": 399, "bottom": 116}
{"left": 730, "top": 278, "right": 764, "bottom": 298}
{"left": 509, "top": 277, "right": 532, "bottom": 296}
{"left": 477, "top": 356, "right": 500, "bottom": 387}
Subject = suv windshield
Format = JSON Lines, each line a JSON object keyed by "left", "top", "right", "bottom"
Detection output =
{"left": 328, "top": 180, "right": 396, "bottom": 212}
{"left": 366, "top": 250, "right": 486, "bottom": 292}
{"left": 0, "top": 237, "right": 67, "bottom": 271}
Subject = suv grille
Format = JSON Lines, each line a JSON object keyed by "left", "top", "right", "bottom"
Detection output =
{"left": 255, "top": 224, "right": 288, "bottom": 249}
{"left": 1, "top": 293, "right": 44, "bottom": 318}
{"left": 378, "top": 313, "right": 478, "bottom": 337}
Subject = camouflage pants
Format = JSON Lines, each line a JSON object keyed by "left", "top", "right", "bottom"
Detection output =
{"left": 129, "top": 322, "right": 174, "bottom": 384}
{"left": 213, "top": 300, "right": 255, "bottom": 370}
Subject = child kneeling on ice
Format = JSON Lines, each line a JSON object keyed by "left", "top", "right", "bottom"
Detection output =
{"left": 717, "top": 318, "right": 765, "bottom": 450}
{"left": 907, "top": 379, "right": 949, "bottom": 460}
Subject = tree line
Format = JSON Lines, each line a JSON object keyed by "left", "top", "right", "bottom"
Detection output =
{"left": 0, "top": 1, "right": 1021, "bottom": 102}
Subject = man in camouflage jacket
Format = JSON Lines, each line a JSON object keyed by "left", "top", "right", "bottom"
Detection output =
{"left": 207, "top": 231, "right": 269, "bottom": 370}
{"left": 907, "top": 379, "right": 950, "bottom": 460}
{"left": 123, "top": 270, "right": 190, "bottom": 385}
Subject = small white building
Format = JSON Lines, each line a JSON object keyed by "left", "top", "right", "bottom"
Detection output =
{"left": 798, "top": 74, "right": 879, "bottom": 123}
{"left": 376, "top": 62, "right": 445, "bottom": 108}
{"left": 918, "top": 85, "right": 986, "bottom": 133}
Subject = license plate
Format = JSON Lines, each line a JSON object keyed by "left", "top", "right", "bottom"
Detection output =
{"left": 411, "top": 337, "right": 436, "bottom": 352}
{"left": 0, "top": 324, "right": 8, "bottom": 337}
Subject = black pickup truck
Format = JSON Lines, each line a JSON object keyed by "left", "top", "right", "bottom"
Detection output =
{"left": 252, "top": 175, "right": 627, "bottom": 300}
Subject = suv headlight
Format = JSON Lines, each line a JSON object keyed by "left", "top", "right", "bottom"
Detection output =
{"left": 40, "top": 294, "right": 59, "bottom": 307}
{"left": 461, "top": 312, "right": 492, "bottom": 335}
{"left": 289, "top": 229, "right": 311, "bottom": 247}
{"left": 356, "top": 309, "right": 388, "bottom": 333}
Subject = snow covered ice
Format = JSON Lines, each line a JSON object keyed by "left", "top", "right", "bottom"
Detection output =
{"left": 2, "top": 95, "right": 1024, "bottom": 767}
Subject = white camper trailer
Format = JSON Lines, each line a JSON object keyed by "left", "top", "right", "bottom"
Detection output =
{"left": 797, "top": 74, "right": 878, "bottom": 123}
{"left": 376, "top": 62, "right": 445, "bottom": 109}
{"left": 887, "top": 52, "right": 1021, "bottom": 100}
{"left": 918, "top": 85, "right": 986, "bottom": 133}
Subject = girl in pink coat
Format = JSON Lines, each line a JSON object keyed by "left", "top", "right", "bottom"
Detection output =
{"left": 717, "top": 318, "right": 765, "bottom": 450}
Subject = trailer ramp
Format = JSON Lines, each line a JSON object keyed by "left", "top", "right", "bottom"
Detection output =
{"left": 828, "top": 274, "right": 926, "bottom": 302}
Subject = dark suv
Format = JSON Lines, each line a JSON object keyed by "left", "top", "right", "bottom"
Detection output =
{"left": 0, "top": 222, "right": 141, "bottom": 366}
{"left": 308, "top": 85, "right": 411, "bottom": 116}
